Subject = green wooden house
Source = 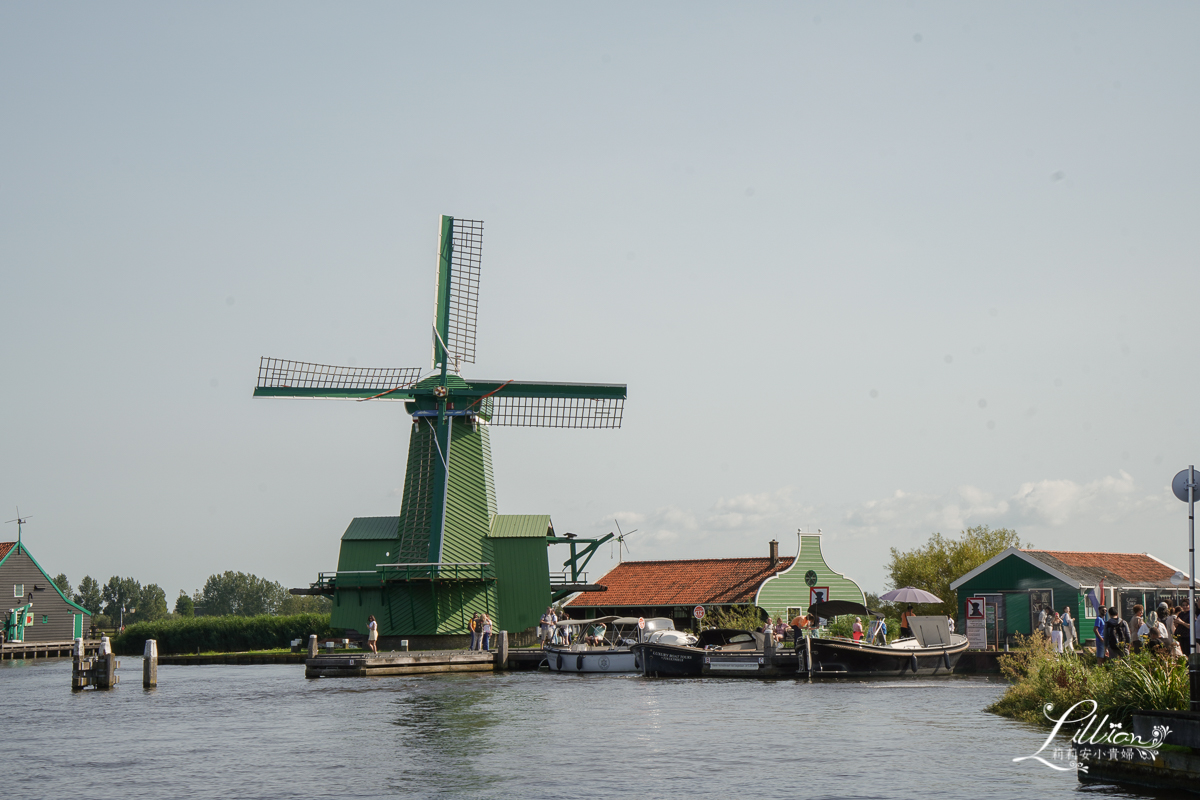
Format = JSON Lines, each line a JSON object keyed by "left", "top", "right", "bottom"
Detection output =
{"left": 950, "top": 547, "right": 1188, "bottom": 646}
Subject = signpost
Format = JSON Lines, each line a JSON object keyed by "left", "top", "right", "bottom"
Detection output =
{"left": 637, "top": 617, "right": 646, "bottom": 630}
{"left": 965, "top": 596, "right": 987, "bottom": 650}
{"left": 693, "top": 606, "right": 705, "bottom": 620}
{"left": 1171, "top": 467, "right": 1199, "bottom": 712}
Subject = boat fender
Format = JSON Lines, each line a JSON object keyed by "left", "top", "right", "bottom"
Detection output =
{"left": 910, "top": 654, "right": 919, "bottom": 673}
{"left": 942, "top": 650, "right": 951, "bottom": 670}
{"left": 634, "top": 654, "right": 641, "bottom": 671}
{"left": 556, "top": 654, "right": 563, "bottom": 671}
{"left": 577, "top": 654, "right": 584, "bottom": 671}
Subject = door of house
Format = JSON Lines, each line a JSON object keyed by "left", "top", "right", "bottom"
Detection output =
{"left": 1029, "top": 589, "right": 1054, "bottom": 632}
{"left": 73, "top": 613, "right": 83, "bottom": 638}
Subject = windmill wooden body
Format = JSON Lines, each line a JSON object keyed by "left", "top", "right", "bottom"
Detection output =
{"left": 254, "top": 216, "right": 625, "bottom": 640}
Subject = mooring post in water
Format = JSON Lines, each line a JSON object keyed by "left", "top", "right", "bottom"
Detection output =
{"left": 144, "top": 639, "right": 158, "bottom": 688}
{"left": 496, "top": 630, "right": 508, "bottom": 669}
{"left": 72, "top": 638, "right": 87, "bottom": 690}
{"left": 805, "top": 632, "right": 813, "bottom": 680}
{"left": 308, "top": 634, "right": 318, "bottom": 659}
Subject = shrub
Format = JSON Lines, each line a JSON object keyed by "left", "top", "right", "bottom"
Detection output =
{"left": 111, "top": 613, "right": 334, "bottom": 655}
{"left": 987, "top": 633, "right": 1188, "bottom": 727}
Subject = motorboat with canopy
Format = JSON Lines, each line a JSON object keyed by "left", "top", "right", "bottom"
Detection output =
{"left": 544, "top": 616, "right": 696, "bottom": 673}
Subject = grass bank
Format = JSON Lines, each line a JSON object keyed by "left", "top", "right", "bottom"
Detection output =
{"left": 986, "top": 633, "right": 1188, "bottom": 728}
{"left": 111, "top": 613, "right": 335, "bottom": 655}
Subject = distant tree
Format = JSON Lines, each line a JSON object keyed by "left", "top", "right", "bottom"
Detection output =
{"left": 198, "top": 571, "right": 288, "bottom": 617}
{"left": 278, "top": 593, "right": 332, "bottom": 616}
{"left": 74, "top": 576, "right": 103, "bottom": 615}
{"left": 885, "top": 525, "right": 1026, "bottom": 618}
{"left": 174, "top": 591, "right": 195, "bottom": 617}
{"left": 101, "top": 576, "right": 142, "bottom": 626}
{"left": 132, "top": 584, "right": 169, "bottom": 623}
{"left": 53, "top": 573, "right": 72, "bottom": 597}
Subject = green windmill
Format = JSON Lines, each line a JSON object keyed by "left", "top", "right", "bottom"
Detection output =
{"left": 254, "top": 216, "right": 625, "bottom": 641}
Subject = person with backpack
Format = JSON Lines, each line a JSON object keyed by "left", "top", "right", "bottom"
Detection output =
{"left": 1104, "top": 607, "right": 1131, "bottom": 660}
{"left": 469, "top": 613, "right": 481, "bottom": 651}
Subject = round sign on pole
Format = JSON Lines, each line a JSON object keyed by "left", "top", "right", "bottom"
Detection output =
{"left": 637, "top": 617, "right": 645, "bottom": 630}
{"left": 693, "top": 605, "right": 705, "bottom": 619}
{"left": 1173, "top": 468, "right": 1196, "bottom": 503}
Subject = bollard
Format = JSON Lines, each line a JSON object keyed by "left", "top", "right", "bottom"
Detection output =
{"left": 307, "top": 634, "right": 318, "bottom": 659}
{"left": 143, "top": 640, "right": 158, "bottom": 688}
{"left": 1191, "top": 653, "right": 1200, "bottom": 713}
{"left": 496, "top": 631, "right": 509, "bottom": 669}
{"left": 399, "top": 639, "right": 409, "bottom": 652}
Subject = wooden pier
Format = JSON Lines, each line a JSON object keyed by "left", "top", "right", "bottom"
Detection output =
{"left": 2, "top": 639, "right": 100, "bottom": 661}
{"left": 305, "top": 649, "right": 497, "bottom": 678}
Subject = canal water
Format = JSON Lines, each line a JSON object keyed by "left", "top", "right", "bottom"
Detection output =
{"left": 2, "top": 658, "right": 1162, "bottom": 799}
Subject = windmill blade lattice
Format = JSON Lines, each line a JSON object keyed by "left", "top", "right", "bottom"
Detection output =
{"left": 444, "top": 218, "right": 484, "bottom": 368}
{"left": 481, "top": 395, "right": 624, "bottom": 428}
{"left": 257, "top": 358, "right": 422, "bottom": 395}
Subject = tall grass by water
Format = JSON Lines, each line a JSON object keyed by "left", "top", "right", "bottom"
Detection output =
{"left": 986, "top": 633, "right": 1188, "bottom": 727}
{"left": 111, "top": 613, "right": 335, "bottom": 655}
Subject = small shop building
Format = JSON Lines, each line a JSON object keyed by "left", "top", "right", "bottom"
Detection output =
{"left": 566, "top": 533, "right": 866, "bottom": 627}
{"left": 950, "top": 547, "right": 1188, "bottom": 647}
{"left": 1, "top": 541, "right": 92, "bottom": 642}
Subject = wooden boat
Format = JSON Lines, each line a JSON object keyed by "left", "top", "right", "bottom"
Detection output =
{"left": 632, "top": 605, "right": 970, "bottom": 679}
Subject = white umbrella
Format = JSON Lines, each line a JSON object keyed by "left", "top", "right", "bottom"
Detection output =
{"left": 879, "top": 586, "right": 942, "bottom": 603}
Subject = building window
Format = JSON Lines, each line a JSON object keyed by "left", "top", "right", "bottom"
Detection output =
{"left": 13, "top": 584, "right": 23, "bottom": 598}
{"left": 41, "top": 614, "right": 49, "bottom": 624}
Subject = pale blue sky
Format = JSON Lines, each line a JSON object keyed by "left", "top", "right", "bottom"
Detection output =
{"left": 3, "top": 3, "right": 1198, "bottom": 602}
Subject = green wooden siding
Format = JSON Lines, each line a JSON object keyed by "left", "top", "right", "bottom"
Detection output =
{"left": 755, "top": 535, "right": 865, "bottom": 620}
{"left": 954, "top": 553, "right": 1084, "bottom": 638}
{"left": 491, "top": 536, "right": 551, "bottom": 633}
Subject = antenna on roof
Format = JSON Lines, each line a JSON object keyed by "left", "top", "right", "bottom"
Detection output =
{"left": 611, "top": 519, "right": 638, "bottom": 562}
{"left": 5, "top": 507, "right": 31, "bottom": 552}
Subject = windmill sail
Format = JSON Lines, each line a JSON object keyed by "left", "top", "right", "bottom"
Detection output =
{"left": 432, "top": 216, "right": 484, "bottom": 371}
{"left": 255, "top": 357, "right": 422, "bottom": 399}
{"left": 483, "top": 395, "right": 624, "bottom": 428}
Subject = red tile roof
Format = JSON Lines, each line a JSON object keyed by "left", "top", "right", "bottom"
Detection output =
{"left": 0, "top": 542, "right": 14, "bottom": 561}
{"left": 1022, "top": 549, "right": 1179, "bottom": 585}
{"left": 566, "top": 557, "right": 794, "bottom": 607}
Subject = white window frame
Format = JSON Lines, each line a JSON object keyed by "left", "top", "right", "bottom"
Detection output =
{"left": 1082, "top": 588, "right": 1097, "bottom": 619}
{"left": 14, "top": 583, "right": 23, "bottom": 598}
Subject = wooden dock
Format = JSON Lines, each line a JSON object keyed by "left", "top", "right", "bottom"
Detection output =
{"left": 2, "top": 639, "right": 100, "bottom": 661}
{"left": 305, "top": 649, "right": 498, "bottom": 678}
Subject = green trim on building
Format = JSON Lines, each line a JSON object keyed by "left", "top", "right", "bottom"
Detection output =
{"left": 0, "top": 543, "right": 92, "bottom": 616}
{"left": 755, "top": 534, "right": 865, "bottom": 620}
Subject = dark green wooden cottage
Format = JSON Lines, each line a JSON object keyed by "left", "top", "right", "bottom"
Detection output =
{"left": 950, "top": 547, "right": 1188, "bottom": 647}
{"left": 1, "top": 541, "right": 92, "bottom": 642}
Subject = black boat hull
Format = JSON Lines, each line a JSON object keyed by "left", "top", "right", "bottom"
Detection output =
{"left": 632, "top": 635, "right": 971, "bottom": 679}
{"left": 805, "top": 636, "right": 969, "bottom": 678}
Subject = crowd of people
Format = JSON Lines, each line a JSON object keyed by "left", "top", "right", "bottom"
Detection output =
{"left": 1089, "top": 600, "right": 1194, "bottom": 663}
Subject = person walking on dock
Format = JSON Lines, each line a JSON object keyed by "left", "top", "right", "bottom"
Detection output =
{"left": 367, "top": 615, "right": 378, "bottom": 654}
{"left": 469, "top": 613, "right": 481, "bottom": 651}
{"left": 1050, "top": 612, "right": 1064, "bottom": 653}
{"left": 1093, "top": 611, "right": 1106, "bottom": 662}
{"left": 481, "top": 614, "right": 493, "bottom": 651}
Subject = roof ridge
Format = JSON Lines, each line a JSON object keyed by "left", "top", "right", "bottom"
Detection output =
{"left": 1023, "top": 548, "right": 1152, "bottom": 556}
{"left": 609, "top": 555, "right": 793, "bottom": 566}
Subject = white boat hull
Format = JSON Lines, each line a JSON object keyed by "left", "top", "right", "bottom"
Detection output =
{"left": 544, "top": 648, "right": 638, "bottom": 673}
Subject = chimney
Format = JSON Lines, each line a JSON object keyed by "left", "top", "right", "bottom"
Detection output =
{"left": 769, "top": 539, "right": 779, "bottom": 568}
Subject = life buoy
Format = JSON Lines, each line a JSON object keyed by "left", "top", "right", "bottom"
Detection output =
{"left": 556, "top": 654, "right": 563, "bottom": 671}
{"left": 576, "top": 654, "right": 584, "bottom": 671}
{"left": 910, "top": 654, "right": 919, "bottom": 673}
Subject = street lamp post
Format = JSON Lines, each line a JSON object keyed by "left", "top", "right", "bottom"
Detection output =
{"left": 1171, "top": 466, "right": 1200, "bottom": 712}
